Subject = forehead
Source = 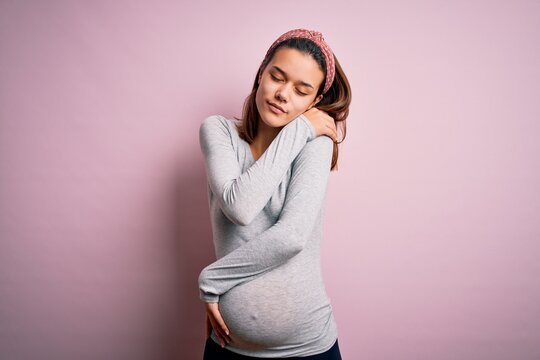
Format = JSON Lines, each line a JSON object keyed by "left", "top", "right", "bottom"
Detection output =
{"left": 269, "top": 47, "right": 324, "bottom": 84}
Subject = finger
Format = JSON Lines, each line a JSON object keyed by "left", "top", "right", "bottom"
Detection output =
{"left": 212, "top": 308, "right": 231, "bottom": 339}
{"left": 210, "top": 313, "right": 232, "bottom": 344}
{"left": 208, "top": 316, "right": 228, "bottom": 347}
{"left": 328, "top": 122, "right": 338, "bottom": 142}
{"left": 324, "top": 123, "right": 338, "bottom": 142}
{"left": 326, "top": 116, "right": 335, "bottom": 127}
{"left": 217, "top": 322, "right": 232, "bottom": 344}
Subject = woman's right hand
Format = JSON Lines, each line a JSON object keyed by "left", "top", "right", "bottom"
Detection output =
{"left": 302, "top": 107, "right": 338, "bottom": 143}
{"left": 205, "top": 302, "right": 232, "bottom": 347}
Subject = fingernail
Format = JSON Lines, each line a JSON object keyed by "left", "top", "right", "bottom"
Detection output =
{"left": 226, "top": 330, "right": 229, "bottom": 335}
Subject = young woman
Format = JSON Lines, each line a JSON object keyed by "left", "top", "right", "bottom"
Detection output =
{"left": 198, "top": 28, "right": 351, "bottom": 359}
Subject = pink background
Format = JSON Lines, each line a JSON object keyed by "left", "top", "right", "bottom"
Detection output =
{"left": 1, "top": 1, "right": 539, "bottom": 359}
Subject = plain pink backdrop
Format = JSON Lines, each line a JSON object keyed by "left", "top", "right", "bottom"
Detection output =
{"left": 1, "top": 1, "right": 539, "bottom": 359}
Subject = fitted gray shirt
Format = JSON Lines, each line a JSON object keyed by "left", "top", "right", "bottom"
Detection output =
{"left": 198, "top": 113, "right": 339, "bottom": 357}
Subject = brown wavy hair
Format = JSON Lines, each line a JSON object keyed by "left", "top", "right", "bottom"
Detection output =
{"left": 234, "top": 37, "right": 352, "bottom": 171}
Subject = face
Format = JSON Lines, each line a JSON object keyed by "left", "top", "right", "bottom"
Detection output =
{"left": 255, "top": 47, "right": 325, "bottom": 128}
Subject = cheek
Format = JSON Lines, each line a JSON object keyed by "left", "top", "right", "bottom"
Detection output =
{"left": 259, "top": 80, "right": 275, "bottom": 94}
{"left": 296, "top": 98, "right": 312, "bottom": 111}
{"left": 255, "top": 85, "right": 270, "bottom": 108}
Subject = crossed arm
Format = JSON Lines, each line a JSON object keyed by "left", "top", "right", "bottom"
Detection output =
{"left": 198, "top": 117, "right": 334, "bottom": 302}
{"left": 198, "top": 113, "right": 317, "bottom": 226}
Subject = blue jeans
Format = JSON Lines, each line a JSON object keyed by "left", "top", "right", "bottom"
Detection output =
{"left": 203, "top": 336, "right": 342, "bottom": 360}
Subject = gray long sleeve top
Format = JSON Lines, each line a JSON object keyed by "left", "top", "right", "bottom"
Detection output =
{"left": 197, "top": 113, "right": 339, "bottom": 358}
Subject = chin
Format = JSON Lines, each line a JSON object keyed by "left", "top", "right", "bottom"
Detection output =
{"left": 264, "top": 114, "right": 290, "bottom": 128}
{"left": 257, "top": 108, "right": 288, "bottom": 128}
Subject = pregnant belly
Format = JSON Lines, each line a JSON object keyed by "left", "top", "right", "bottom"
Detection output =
{"left": 217, "top": 265, "right": 328, "bottom": 349}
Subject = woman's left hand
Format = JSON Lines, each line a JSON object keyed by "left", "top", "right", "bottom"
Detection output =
{"left": 205, "top": 302, "right": 232, "bottom": 347}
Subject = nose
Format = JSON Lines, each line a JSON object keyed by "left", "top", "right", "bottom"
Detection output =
{"left": 275, "top": 84, "right": 291, "bottom": 103}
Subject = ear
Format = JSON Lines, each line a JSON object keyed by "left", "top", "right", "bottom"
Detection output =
{"left": 311, "top": 94, "right": 323, "bottom": 107}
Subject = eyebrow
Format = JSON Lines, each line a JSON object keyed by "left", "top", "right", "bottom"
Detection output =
{"left": 271, "top": 66, "right": 314, "bottom": 89}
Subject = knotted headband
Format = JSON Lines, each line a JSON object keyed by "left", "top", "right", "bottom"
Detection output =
{"left": 261, "top": 28, "right": 336, "bottom": 94}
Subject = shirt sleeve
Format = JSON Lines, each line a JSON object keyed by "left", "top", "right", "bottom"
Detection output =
{"left": 198, "top": 135, "right": 334, "bottom": 303}
{"left": 199, "top": 113, "right": 316, "bottom": 227}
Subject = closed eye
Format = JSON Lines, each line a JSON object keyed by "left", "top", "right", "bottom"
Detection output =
{"left": 270, "top": 75, "right": 308, "bottom": 96}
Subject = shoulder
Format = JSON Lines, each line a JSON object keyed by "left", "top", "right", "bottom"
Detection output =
{"left": 293, "top": 135, "right": 334, "bottom": 170}
{"left": 200, "top": 114, "right": 229, "bottom": 132}
{"left": 300, "top": 135, "right": 334, "bottom": 159}
{"left": 199, "top": 115, "right": 238, "bottom": 143}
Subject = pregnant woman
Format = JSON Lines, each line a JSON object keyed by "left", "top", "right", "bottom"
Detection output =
{"left": 198, "top": 28, "right": 351, "bottom": 359}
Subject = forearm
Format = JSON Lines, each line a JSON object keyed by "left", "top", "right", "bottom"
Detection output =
{"left": 198, "top": 136, "right": 334, "bottom": 303}
{"left": 200, "top": 113, "right": 316, "bottom": 226}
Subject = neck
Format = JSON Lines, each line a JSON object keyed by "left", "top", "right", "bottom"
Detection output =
{"left": 250, "top": 118, "right": 282, "bottom": 161}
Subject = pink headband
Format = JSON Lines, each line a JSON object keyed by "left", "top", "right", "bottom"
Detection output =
{"left": 261, "top": 28, "right": 336, "bottom": 94}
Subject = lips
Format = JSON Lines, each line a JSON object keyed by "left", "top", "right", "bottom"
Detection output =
{"left": 267, "top": 101, "right": 286, "bottom": 114}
